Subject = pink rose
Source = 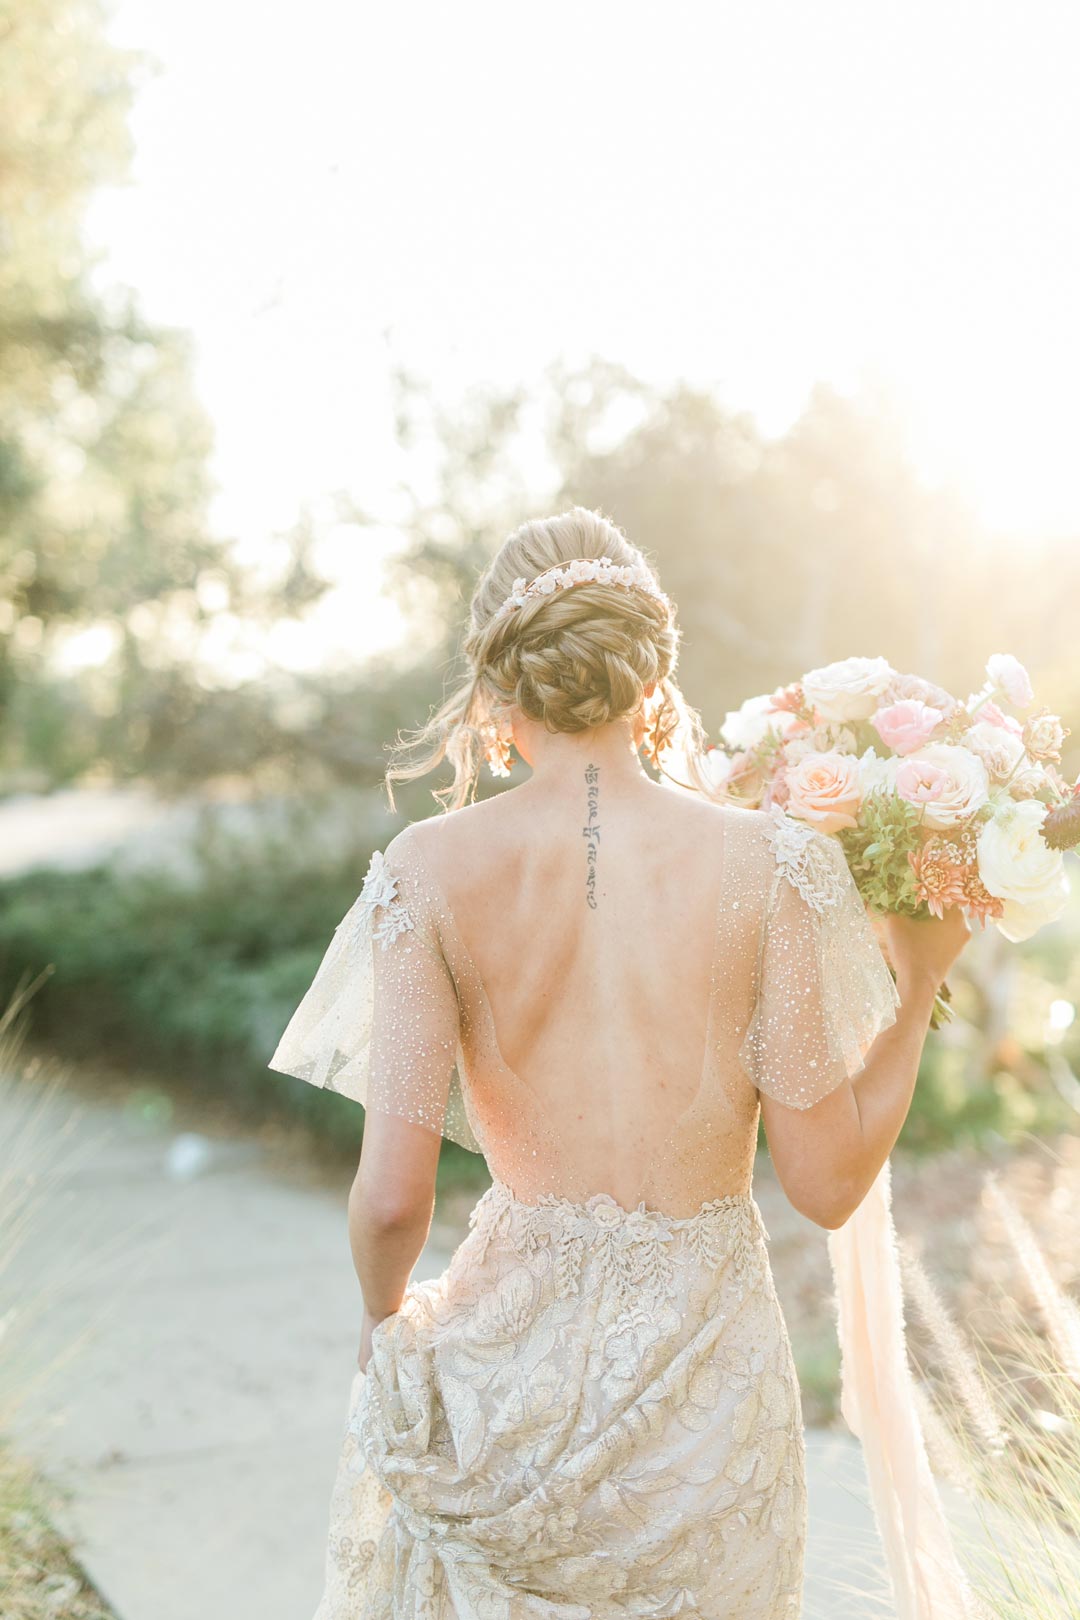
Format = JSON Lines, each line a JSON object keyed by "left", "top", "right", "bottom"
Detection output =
{"left": 871, "top": 699, "right": 946, "bottom": 756}
{"left": 785, "top": 750, "right": 861, "bottom": 833}
{"left": 895, "top": 758, "right": 949, "bottom": 804}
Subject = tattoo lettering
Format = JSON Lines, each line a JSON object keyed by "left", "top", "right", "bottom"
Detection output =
{"left": 583, "top": 762, "right": 600, "bottom": 909}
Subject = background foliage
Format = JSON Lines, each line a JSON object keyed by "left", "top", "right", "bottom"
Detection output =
{"left": 2, "top": 0, "right": 1078, "bottom": 1160}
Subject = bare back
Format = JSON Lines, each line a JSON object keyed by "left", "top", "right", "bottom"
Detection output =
{"left": 399, "top": 776, "right": 768, "bottom": 1215}
{"left": 271, "top": 760, "right": 901, "bottom": 1219}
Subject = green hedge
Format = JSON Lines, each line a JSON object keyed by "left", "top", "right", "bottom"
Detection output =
{"left": 0, "top": 832, "right": 380, "bottom": 1145}
{"left": 0, "top": 837, "right": 1072, "bottom": 1161}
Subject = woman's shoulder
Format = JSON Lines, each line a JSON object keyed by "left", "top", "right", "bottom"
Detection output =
{"left": 652, "top": 787, "right": 773, "bottom": 845}
{"left": 384, "top": 797, "right": 500, "bottom": 860}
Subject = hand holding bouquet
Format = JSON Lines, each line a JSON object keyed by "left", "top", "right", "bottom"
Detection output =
{"left": 702, "top": 654, "right": 1078, "bottom": 1023}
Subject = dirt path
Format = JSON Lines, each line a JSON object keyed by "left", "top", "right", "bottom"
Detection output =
{"left": 7, "top": 1060, "right": 1044, "bottom": 1620}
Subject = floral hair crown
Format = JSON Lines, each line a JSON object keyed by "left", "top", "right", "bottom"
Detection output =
{"left": 493, "top": 555, "right": 670, "bottom": 620}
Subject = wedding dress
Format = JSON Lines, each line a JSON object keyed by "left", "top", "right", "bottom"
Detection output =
{"left": 269, "top": 800, "right": 970, "bottom": 1620}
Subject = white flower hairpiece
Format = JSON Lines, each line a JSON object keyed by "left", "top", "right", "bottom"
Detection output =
{"left": 494, "top": 556, "right": 670, "bottom": 619}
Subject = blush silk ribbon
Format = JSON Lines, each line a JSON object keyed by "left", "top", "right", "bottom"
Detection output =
{"left": 827, "top": 1158, "right": 977, "bottom": 1619}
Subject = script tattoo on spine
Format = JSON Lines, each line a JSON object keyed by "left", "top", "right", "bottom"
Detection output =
{"left": 583, "top": 762, "right": 600, "bottom": 910}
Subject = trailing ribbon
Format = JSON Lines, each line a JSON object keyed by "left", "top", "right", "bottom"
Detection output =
{"left": 827, "top": 1158, "right": 976, "bottom": 1619}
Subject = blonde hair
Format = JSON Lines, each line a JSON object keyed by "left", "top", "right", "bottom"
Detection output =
{"left": 386, "top": 505, "right": 715, "bottom": 810}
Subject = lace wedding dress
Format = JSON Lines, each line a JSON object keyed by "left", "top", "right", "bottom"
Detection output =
{"left": 269, "top": 801, "right": 961, "bottom": 1620}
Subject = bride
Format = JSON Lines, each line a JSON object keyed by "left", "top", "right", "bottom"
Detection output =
{"left": 270, "top": 506, "right": 972, "bottom": 1619}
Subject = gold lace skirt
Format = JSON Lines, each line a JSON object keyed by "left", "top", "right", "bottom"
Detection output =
{"left": 312, "top": 1180, "right": 807, "bottom": 1620}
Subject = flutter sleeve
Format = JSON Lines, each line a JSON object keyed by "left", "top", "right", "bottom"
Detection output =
{"left": 738, "top": 805, "right": 901, "bottom": 1108}
{"left": 268, "top": 829, "right": 482, "bottom": 1154}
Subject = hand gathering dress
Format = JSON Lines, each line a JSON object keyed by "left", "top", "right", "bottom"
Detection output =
{"left": 269, "top": 802, "right": 975, "bottom": 1620}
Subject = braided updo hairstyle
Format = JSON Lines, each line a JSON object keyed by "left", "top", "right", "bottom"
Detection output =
{"left": 386, "top": 506, "right": 710, "bottom": 809}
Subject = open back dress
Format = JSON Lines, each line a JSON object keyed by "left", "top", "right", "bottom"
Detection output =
{"left": 269, "top": 798, "right": 903, "bottom": 1620}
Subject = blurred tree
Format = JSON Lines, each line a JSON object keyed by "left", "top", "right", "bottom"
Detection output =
{"left": 379, "top": 357, "right": 1080, "bottom": 764}
{"left": 5, "top": 0, "right": 1075, "bottom": 798}
{"left": 0, "top": 0, "right": 327, "bottom": 787}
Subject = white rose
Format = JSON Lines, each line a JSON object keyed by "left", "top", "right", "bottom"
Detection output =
{"left": 901, "top": 742, "right": 989, "bottom": 828}
{"left": 986, "top": 652, "right": 1034, "bottom": 711}
{"left": 977, "top": 800, "right": 1070, "bottom": 942}
{"left": 964, "top": 720, "right": 1027, "bottom": 783}
{"left": 720, "top": 691, "right": 800, "bottom": 751}
{"left": 802, "top": 656, "right": 896, "bottom": 723}
{"left": 856, "top": 745, "right": 899, "bottom": 800}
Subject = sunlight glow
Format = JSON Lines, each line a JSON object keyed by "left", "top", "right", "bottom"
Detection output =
{"left": 87, "top": 0, "right": 1080, "bottom": 661}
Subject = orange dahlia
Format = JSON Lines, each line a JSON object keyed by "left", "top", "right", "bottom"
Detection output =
{"left": 907, "top": 835, "right": 969, "bottom": 920}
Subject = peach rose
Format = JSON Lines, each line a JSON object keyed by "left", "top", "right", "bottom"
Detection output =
{"left": 785, "top": 750, "right": 862, "bottom": 833}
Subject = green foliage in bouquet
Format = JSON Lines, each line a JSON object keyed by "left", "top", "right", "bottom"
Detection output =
{"left": 837, "top": 788, "right": 925, "bottom": 914}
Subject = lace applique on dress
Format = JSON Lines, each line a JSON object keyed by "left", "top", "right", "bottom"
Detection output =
{"left": 762, "top": 803, "right": 849, "bottom": 914}
{"left": 355, "top": 850, "right": 415, "bottom": 950}
{"left": 467, "top": 1180, "right": 769, "bottom": 1311}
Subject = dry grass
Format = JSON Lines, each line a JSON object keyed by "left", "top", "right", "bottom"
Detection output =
{"left": 900, "top": 1172, "right": 1080, "bottom": 1617}
{"left": 0, "top": 1448, "right": 113, "bottom": 1620}
{"left": 0, "top": 986, "right": 119, "bottom": 1620}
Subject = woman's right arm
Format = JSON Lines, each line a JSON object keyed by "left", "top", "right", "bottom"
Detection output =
{"left": 760, "top": 906, "right": 971, "bottom": 1229}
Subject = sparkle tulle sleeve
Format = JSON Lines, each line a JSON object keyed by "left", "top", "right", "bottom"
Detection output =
{"left": 738, "top": 806, "right": 902, "bottom": 1108}
{"left": 267, "top": 830, "right": 482, "bottom": 1155}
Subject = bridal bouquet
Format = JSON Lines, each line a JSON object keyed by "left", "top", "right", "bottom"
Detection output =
{"left": 701, "top": 654, "right": 1079, "bottom": 1020}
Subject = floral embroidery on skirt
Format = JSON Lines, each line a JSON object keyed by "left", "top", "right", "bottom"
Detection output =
{"left": 312, "top": 1181, "right": 806, "bottom": 1620}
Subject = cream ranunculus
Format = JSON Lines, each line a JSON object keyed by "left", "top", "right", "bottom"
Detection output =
{"left": 986, "top": 652, "right": 1035, "bottom": 711}
{"left": 977, "top": 800, "right": 1071, "bottom": 942}
{"left": 855, "top": 745, "right": 899, "bottom": 801}
{"left": 719, "top": 691, "right": 800, "bottom": 751}
{"left": 900, "top": 742, "right": 989, "bottom": 829}
{"left": 801, "top": 656, "right": 896, "bottom": 723}
{"left": 784, "top": 750, "right": 862, "bottom": 833}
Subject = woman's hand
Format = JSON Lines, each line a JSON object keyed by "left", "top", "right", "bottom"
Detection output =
{"left": 357, "top": 1306, "right": 399, "bottom": 1372}
{"left": 879, "top": 904, "right": 973, "bottom": 994}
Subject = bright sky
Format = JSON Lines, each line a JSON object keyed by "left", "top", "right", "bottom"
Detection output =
{"left": 89, "top": 0, "right": 1080, "bottom": 667}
